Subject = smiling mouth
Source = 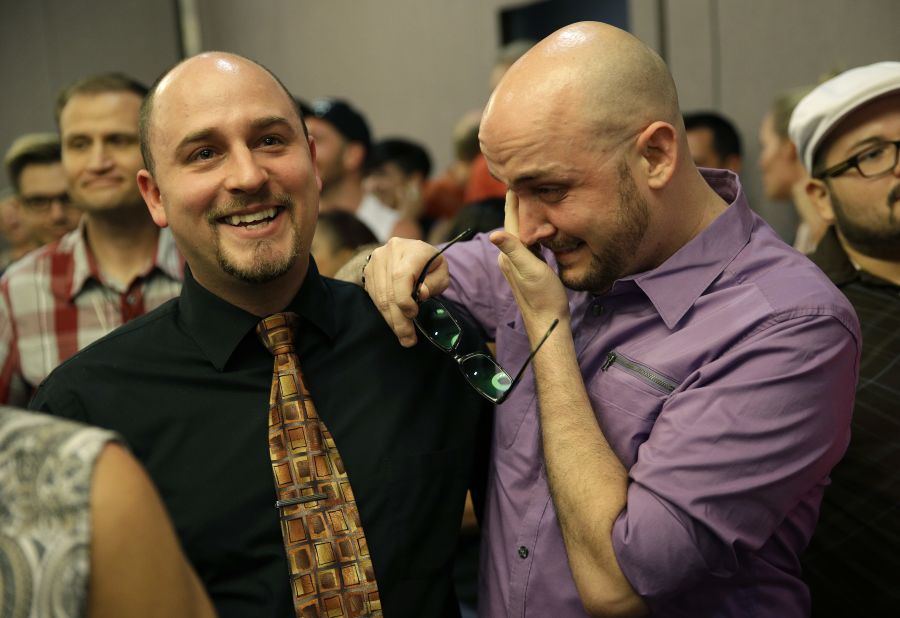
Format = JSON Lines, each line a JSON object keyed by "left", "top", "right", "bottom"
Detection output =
{"left": 218, "top": 207, "right": 282, "bottom": 228}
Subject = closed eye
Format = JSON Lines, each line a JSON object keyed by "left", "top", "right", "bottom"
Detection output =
{"left": 534, "top": 186, "right": 567, "bottom": 203}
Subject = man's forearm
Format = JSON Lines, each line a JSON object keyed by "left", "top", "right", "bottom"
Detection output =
{"left": 532, "top": 320, "right": 646, "bottom": 617}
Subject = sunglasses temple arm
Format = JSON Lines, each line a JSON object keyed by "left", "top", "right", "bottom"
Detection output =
{"left": 496, "top": 318, "right": 560, "bottom": 404}
{"left": 412, "top": 228, "right": 475, "bottom": 303}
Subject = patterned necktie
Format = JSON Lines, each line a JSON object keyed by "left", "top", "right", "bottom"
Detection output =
{"left": 256, "top": 312, "right": 381, "bottom": 618}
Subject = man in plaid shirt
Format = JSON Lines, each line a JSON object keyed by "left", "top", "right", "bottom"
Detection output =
{"left": 789, "top": 62, "right": 900, "bottom": 616}
{"left": 0, "top": 73, "right": 183, "bottom": 405}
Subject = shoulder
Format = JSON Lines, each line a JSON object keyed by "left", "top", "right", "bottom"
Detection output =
{"left": 725, "top": 223, "right": 860, "bottom": 340}
{"left": 0, "top": 240, "right": 67, "bottom": 287}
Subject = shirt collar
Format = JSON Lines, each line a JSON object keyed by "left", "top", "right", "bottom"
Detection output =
{"left": 618, "top": 168, "right": 753, "bottom": 329}
{"left": 64, "top": 224, "right": 183, "bottom": 300}
{"left": 179, "top": 256, "right": 337, "bottom": 371}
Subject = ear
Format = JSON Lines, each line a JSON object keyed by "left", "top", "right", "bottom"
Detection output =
{"left": 803, "top": 177, "right": 836, "bottom": 225}
{"left": 137, "top": 169, "right": 168, "bottom": 228}
{"left": 342, "top": 142, "right": 366, "bottom": 173}
{"left": 636, "top": 121, "right": 677, "bottom": 190}
{"left": 307, "top": 135, "right": 323, "bottom": 193}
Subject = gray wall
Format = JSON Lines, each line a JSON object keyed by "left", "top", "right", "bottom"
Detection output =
{"left": 0, "top": 0, "right": 181, "bottom": 191}
{"left": 2, "top": 0, "right": 898, "bottom": 242}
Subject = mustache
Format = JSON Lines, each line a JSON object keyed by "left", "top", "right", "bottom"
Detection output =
{"left": 207, "top": 193, "right": 293, "bottom": 223}
{"left": 888, "top": 183, "right": 900, "bottom": 207}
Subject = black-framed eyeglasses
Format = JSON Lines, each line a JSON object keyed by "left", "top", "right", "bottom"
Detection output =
{"left": 412, "top": 228, "right": 558, "bottom": 404}
{"left": 815, "top": 139, "right": 900, "bottom": 180}
{"left": 19, "top": 193, "right": 71, "bottom": 212}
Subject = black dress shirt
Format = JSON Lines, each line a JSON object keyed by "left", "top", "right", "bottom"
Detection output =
{"left": 803, "top": 227, "right": 900, "bottom": 616}
{"left": 32, "top": 261, "right": 491, "bottom": 618}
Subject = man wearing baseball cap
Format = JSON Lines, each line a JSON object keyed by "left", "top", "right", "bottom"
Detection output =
{"left": 789, "top": 60, "right": 900, "bottom": 615}
{"left": 303, "top": 98, "right": 421, "bottom": 242}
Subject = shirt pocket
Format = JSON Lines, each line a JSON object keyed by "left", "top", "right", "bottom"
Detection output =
{"left": 589, "top": 350, "right": 679, "bottom": 468}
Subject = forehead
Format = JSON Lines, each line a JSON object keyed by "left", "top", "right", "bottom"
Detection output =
{"left": 60, "top": 91, "right": 141, "bottom": 134}
{"left": 151, "top": 58, "right": 299, "bottom": 143}
{"left": 19, "top": 162, "right": 66, "bottom": 191}
{"left": 823, "top": 92, "right": 900, "bottom": 157}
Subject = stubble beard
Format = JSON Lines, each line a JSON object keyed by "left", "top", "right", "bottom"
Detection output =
{"left": 212, "top": 193, "right": 304, "bottom": 284}
{"left": 557, "top": 161, "right": 650, "bottom": 294}
{"left": 829, "top": 181, "right": 900, "bottom": 261}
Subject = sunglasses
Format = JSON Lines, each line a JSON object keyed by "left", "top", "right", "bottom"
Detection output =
{"left": 412, "top": 229, "right": 558, "bottom": 404}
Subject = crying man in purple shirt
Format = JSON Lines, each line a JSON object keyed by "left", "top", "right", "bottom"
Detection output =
{"left": 363, "top": 22, "right": 859, "bottom": 618}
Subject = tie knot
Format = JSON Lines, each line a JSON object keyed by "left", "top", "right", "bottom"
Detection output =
{"left": 256, "top": 312, "right": 299, "bottom": 356}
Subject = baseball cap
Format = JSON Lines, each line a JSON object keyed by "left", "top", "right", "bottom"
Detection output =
{"left": 304, "top": 98, "right": 371, "bottom": 150}
{"left": 789, "top": 61, "right": 900, "bottom": 172}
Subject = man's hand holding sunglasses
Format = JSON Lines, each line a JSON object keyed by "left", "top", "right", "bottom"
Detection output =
{"left": 363, "top": 237, "right": 447, "bottom": 348}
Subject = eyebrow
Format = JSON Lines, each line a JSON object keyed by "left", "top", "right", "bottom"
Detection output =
{"left": 175, "top": 116, "right": 296, "bottom": 153}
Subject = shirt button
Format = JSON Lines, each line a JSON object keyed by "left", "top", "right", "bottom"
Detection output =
{"left": 518, "top": 546, "right": 529, "bottom": 559}
{"left": 592, "top": 303, "right": 604, "bottom": 316}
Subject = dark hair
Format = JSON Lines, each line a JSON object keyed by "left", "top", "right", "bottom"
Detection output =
{"left": 316, "top": 211, "right": 377, "bottom": 251}
{"left": 4, "top": 133, "right": 62, "bottom": 193}
{"left": 139, "top": 54, "right": 306, "bottom": 176}
{"left": 367, "top": 138, "right": 432, "bottom": 178}
{"left": 682, "top": 111, "right": 743, "bottom": 160}
{"left": 56, "top": 72, "right": 148, "bottom": 128}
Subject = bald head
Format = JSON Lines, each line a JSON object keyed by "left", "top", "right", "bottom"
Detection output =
{"left": 140, "top": 52, "right": 302, "bottom": 175}
{"left": 482, "top": 22, "right": 680, "bottom": 151}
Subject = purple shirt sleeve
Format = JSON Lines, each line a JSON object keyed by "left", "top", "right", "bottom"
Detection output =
{"left": 612, "top": 313, "right": 858, "bottom": 602}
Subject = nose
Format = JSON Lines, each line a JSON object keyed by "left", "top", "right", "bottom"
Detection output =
{"left": 517, "top": 196, "right": 556, "bottom": 246}
{"left": 48, "top": 199, "right": 70, "bottom": 223}
{"left": 86, "top": 142, "right": 113, "bottom": 173}
{"left": 224, "top": 148, "right": 268, "bottom": 194}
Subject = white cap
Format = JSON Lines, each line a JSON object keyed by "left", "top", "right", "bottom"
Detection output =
{"left": 788, "top": 61, "right": 900, "bottom": 173}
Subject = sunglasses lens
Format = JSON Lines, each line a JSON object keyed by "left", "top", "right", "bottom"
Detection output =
{"left": 415, "top": 299, "right": 460, "bottom": 352}
{"left": 460, "top": 355, "right": 512, "bottom": 401}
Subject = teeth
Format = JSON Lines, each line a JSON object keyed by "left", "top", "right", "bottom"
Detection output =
{"left": 223, "top": 207, "right": 278, "bottom": 226}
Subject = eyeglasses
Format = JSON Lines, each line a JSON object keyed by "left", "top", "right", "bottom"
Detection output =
{"left": 19, "top": 193, "right": 72, "bottom": 212}
{"left": 816, "top": 139, "right": 900, "bottom": 180}
{"left": 412, "top": 228, "right": 558, "bottom": 404}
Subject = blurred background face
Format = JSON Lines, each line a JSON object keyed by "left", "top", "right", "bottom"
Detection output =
{"left": 686, "top": 127, "right": 725, "bottom": 169}
{"left": 757, "top": 112, "right": 798, "bottom": 200}
{"left": 305, "top": 118, "right": 348, "bottom": 190}
{"left": 60, "top": 91, "right": 145, "bottom": 213}
{"left": 365, "top": 162, "right": 411, "bottom": 209}
{"left": 0, "top": 195, "right": 39, "bottom": 254}
{"left": 17, "top": 161, "right": 81, "bottom": 244}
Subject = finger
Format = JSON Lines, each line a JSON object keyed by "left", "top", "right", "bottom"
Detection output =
{"left": 369, "top": 242, "right": 419, "bottom": 347}
{"left": 503, "top": 190, "right": 520, "bottom": 238}
{"left": 489, "top": 230, "right": 544, "bottom": 278}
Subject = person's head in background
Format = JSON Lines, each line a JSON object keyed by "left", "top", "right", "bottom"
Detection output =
{"left": 364, "top": 138, "right": 432, "bottom": 212}
{"left": 311, "top": 211, "right": 377, "bottom": 278}
{"left": 683, "top": 111, "right": 743, "bottom": 173}
{"left": 302, "top": 98, "right": 371, "bottom": 210}
{"left": 791, "top": 61, "right": 900, "bottom": 268}
{"left": 489, "top": 39, "right": 536, "bottom": 91}
{"left": 758, "top": 87, "right": 813, "bottom": 200}
{"left": 0, "top": 192, "right": 40, "bottom": 263}
{"left": 4, "top": 132, "right": 81, "bottom": 245}
{"left": 55, "top": 73, "right": 148, "bottom": 221}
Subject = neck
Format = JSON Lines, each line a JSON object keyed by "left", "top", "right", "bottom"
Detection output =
{"left": 837, "top": 231, "right": 900, "bottom": 286}
{"left": 319, "top": 177, "right": 363, "bottom": 213}
{"left": 83, "top": 206, "right": 161, "bottom": 285}
{"left": 195, "top": 259, "right": 309, "bottom": 317}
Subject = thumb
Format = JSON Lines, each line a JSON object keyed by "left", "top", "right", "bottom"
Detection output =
{"left": 489, "top": 230, "right": 543, "bottom": 274}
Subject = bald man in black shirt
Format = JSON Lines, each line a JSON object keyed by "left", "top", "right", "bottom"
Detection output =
{"left": 31, "top": 52, "right": 489, "bottom": 618}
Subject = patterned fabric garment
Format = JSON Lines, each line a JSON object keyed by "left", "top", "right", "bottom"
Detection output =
{"left": 256, "top": 313, "right": 381, "bottom": 618}
{"left": 0, "top": 224, "right": 183, "bottom": 405}
{"left": 0, "top": 407, "right": 117, "bottom": 618}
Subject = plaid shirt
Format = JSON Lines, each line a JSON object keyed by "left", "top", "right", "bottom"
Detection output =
{"left": 0, "top": 224, "right": 183, "bottom": 405}
{"left": 803, "top": 226, "right": 900, "bottom": 615}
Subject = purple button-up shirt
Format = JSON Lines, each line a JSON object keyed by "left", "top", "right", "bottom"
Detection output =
{"left": 443, "top": 170, "right": 860, "bottom": 617}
